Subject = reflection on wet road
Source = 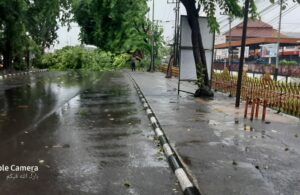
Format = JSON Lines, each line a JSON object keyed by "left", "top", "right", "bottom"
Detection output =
{"left": 0, "top": 71, "right": 178, "bottom": 195}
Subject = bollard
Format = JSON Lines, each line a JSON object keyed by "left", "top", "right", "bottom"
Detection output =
{"left": 244, "top": 97, "right": 249, "bottom": 118}
{"left": 262, "top": 100, "right": 267, "bottom": 121}
{"left": 250, "top": 98, "right": 256, "bottom": 121}
{"left": 255, "top": 98, "right": 260, "bottom": 119}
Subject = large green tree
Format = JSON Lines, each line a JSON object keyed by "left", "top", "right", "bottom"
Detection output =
{"left": 26, "top": 0, "right": 71, "bottom": 49}
{"left": 0, "top": 0, "right": 27, "bottom": 69}
{"left": 72, "top": 0, "right": 155, "bottom": 54}
{"left": 0, "top": 0, "right": 70, "bottom": 70}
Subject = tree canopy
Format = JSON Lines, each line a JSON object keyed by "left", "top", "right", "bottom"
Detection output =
{"left": 0, "top": 0, "right": 165, "bottom": 71}
{"left": 72, "top": 0, "right": 158, "bottom": 54}
{"left": 0, "top": 0, "right": 70, "bottom": 69}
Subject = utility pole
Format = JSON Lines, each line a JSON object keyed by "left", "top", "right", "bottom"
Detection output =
{"left": 274, "top": 0, "right": 283, "bottom": 81}
{"left": 166, "top": 0, "right": 180, "bottom": 78}
{"left": 220, "top": 13, "right": 233, "bottom": 73}
{"left": 150, "top": 0, "right": 155, "bottom": 72}
{"left": 235, "top": 0, "right": 250, "bottom": 108}
{"left": 174, "top": 0, "right": 180, "bottom": 67}
{"left": 228, "top": 16, "right": 232, "bottom": 73}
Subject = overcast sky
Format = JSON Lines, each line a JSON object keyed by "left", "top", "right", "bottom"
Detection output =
{"left": 54, "top": 0, "right": 300, "bottom": 49}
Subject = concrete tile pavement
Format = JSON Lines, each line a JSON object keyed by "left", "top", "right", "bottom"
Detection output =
{"left": 131, "top": 71, "right": 300, "bottom": 195}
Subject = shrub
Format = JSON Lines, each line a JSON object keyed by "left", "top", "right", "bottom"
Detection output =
{"left": 280, "top": 60, "right": 298, "bottom": 66}
{"left": 39, "top": 46, "right": 130, "bottom": 71}
{"left": 112, "top": 53, "right": 131, "bottom": 69}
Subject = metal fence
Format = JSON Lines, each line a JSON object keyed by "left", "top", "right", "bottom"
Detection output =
{"left": 213, "top": 63, "right": 300, "bottom": 77}
{"left": 212, "top": 71, "right": 300, "bottom": 118}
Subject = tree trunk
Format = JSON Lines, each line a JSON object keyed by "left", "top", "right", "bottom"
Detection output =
{"left": 3, "top": 40, "right": 12, "bottom": 70}
{"left": 26, "top": 49, "right": 30, "bottom": 70}
{"left": 180, "top": 0, "right": 209, "bottom": 86}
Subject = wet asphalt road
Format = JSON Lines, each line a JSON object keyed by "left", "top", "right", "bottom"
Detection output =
{"left": 0, "top": 71, "right": 179, "bottom": 195}
{"left": 132, "top": 72, "right": 300, "bottom": 195}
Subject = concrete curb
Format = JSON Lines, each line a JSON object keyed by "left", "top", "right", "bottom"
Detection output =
{"left": 0, "top": 69, "right": 48, "bottom": 80}
{"left": 129, "top": 75, "right": 201, "bottom": 195}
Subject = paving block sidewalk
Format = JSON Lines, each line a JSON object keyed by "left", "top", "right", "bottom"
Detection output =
{"left": 131, "top": 71, "right": 300, "bottom": 195}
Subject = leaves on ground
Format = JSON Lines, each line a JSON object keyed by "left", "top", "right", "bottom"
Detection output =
{"left": 285, "top": 147, "right": 289, "bottom": 151}
{"left": 158, "top": 157, "right": 164, "bottom": 161}
{"left": 124, "top": 182, "right": 131, "bottom": 188}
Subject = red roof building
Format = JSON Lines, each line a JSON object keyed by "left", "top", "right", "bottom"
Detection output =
{"left": 223, "top": 19, "right": 288, "bottom": 42}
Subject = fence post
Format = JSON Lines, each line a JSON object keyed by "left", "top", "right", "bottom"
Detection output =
{"left": 250, "top": 98, "right": 256, "bottom": 121}
{"left": 244, "top": 97, "right": 249, "bottom": 118}
{"left": 279, "top": 85, "right": 283, "bottom": 113}
{"left": 255, "top": 98, "right": 260, "bottom": 119}
{"left": 262, "top": 100, "right": 267, "bottom": 121}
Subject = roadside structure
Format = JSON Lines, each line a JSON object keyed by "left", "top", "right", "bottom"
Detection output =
{"left": 215, "top": 19, "right": 300, "bottom": 68}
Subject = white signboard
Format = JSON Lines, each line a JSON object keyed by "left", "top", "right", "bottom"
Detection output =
{"left": 216, "top": 49, "right": 228, "bottom": 59}
{"left": 180, "top": 49, "right": 197, "bottom": 80}
{"left": 214, "top": 35, "right": 226, "bottom": 45}
{"left": 261, "top": 44, "right": 277, "bottom": 57}
{"left": 179, "top": 16, "right": 214, "bottom": 81}
{"left": 180, "top": 49, "right": 213, "bottom": 81}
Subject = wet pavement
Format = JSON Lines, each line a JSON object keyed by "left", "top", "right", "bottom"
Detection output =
{"left": 131, "top": 71, "right": 300, "bottom": 195}
{"left": 0, "top": 71, "right": 180, "bottom": 195}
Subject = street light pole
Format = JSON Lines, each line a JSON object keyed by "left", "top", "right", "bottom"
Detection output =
{"left": 150, "top": 0, "right": 155, "bottom": 72}
{"left": 274, "top": 0, "right": 283, "bottom": 81}
{"left": 235, "top": 0, "right": 250, "bottom": 108}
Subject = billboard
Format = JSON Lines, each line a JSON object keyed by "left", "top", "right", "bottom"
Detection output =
{"left": 215, "top": 49, "right": 228, "bottom": 59}
{"left": 179, "top": 16, "right": 214, "bottom": 81}
{"left": 261, "top": 44, "right": 277, "bottom": 58}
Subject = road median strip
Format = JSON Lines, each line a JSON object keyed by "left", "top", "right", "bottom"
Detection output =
{"left": 0, "top": 69, "right": 48, "bottom": 80}
{"left": 129, "top": 74, "right": 201, "bottom": 195}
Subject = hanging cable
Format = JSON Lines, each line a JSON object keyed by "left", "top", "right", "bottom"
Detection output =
{"left": 219, "top": 1, "right": 279, "bottom": 32}
{"left": 268, "top": 4, "right": 300, "bottom": 26}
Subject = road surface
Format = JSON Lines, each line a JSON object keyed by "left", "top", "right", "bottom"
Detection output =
{"left": 0, "top": 71, "right": 179, "bottom": 195}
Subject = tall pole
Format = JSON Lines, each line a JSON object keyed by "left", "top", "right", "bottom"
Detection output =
{"left": 174, "top": 0, "right": 180, "bottom": 67}
{"left": 166, "top": 0, "right": 180, "bottom": 78}
{"left": 228, "top": 16, "right": 232, "bottom": 73}
{"left": 173, "top": 1, "right": 178, "bottom": 65}
{"left": 274, "top": 0, "right": 283, "bottom": 81}
{"left": 150, "top": 0, "right": 155, "bottom": 72}
{"left": 235, "top": 0, "right": 250, "bottom": 108}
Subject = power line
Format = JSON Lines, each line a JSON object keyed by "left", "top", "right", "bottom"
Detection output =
{"left": 280, "top": 22, "right": 300, "bottom": 24}
{"left": 268, "top": 4, "right": 300, "bottom": 26}
{"left": 218, "top": 1, "right": 278, "bottom": 25}
{"left": 219, "top": 1, "right": 279, "bottom": 32}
